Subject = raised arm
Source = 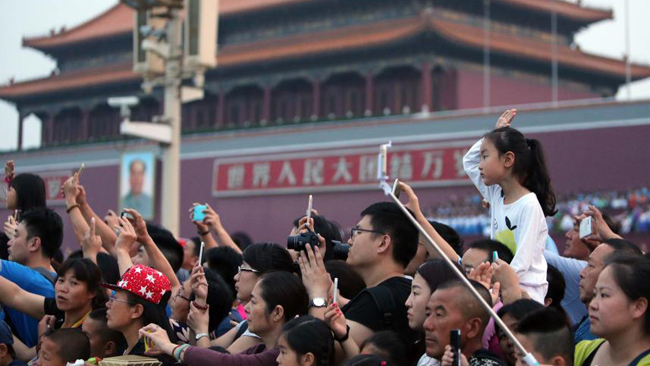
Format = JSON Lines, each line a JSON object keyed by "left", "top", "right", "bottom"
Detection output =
{"left": 63, "top": 174, "right": 89, "bottom": 244}
{"left": 202, "top": 204, "right": 241, "bottom": 254}
{"left": 400, "top": 182, "right": 460, "bottom": 262}
{"left": 0, "top": 275, "right": 46, "bottom": 319}
{"left": 124, "top": 208, "right": 181, "bottom": 290}
{"left": 76, "top": 185, "right": 118, "bottom": 256}
{"left": 189, "top": 203, "right": 218, "bottom": 251}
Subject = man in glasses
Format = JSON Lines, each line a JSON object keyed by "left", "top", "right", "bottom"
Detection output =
{"left": 340, "top": 202, "right": 419, "bottom": 347}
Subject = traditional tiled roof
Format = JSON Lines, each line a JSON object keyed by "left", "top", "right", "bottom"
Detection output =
{"left": 494, "top": 0, "right": 612, "bottom": 22}
{"left": 23, "top": 0, "right": 611, "bottom": 50}
{"left": 4, "top": 13, "right": 649, "bottom": 100}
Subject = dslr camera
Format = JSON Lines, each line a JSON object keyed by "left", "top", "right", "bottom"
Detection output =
{"left": 287, "top": 231, "right": 319, "bottom": 251}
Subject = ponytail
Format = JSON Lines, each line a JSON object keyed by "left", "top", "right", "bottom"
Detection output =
{"left": 484, "top": 127, "right": 557, "bottom": 217}
{"left": 525, "top": 138, "right": 557, "bottom": 216}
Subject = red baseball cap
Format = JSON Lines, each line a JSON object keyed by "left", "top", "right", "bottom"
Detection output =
{"left": 102, "top": 264, "right": 171, "bottom": 305}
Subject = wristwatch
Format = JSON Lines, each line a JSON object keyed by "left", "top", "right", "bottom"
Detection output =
{"left": 309, "top": 297, "right": 327, "bottom": 308}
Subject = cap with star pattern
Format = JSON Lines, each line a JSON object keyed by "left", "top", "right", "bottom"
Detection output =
{"left": 102, "top": 264, "right": 171, "bottom": 305}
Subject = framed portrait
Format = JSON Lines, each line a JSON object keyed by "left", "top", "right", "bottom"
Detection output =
{"left": 119, "top": 151, "right": 156, "bottom": 220}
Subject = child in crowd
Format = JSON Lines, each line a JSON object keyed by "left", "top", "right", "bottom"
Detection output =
{"left": 463, "top": 109, "right": 556, "bottom": 303}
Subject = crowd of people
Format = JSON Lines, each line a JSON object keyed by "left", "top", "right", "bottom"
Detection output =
{"left": 427, "top": 188, "right": 650, "bottom": 239}
{"left": 0, "top": 109, "right": 649, "bottom": 366}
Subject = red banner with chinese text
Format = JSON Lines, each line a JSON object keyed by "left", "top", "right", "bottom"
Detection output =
{"left": 213, "top": 141, "right": 473, "bottom": 197}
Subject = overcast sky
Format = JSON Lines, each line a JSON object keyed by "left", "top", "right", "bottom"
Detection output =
{"left": 0, "top": 0, "right": 648, "bottom": 151}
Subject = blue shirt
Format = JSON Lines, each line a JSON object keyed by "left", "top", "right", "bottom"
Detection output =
{"left": 0, "top": 260, "right": 55, "bottom": 347}
{"left": 544, "top": 250, "right": 588, "bottom": 325}
{"left": 573, "top": 315, "right": 598, "bottom": 344}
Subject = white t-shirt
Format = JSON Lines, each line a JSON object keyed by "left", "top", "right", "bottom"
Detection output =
{"left": 417, "top": 354, "right": 441, "bottom": 366}
{"left": 463, "top": 138, "right": 548, "bottom": 303}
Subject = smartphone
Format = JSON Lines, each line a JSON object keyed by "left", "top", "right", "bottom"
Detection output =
{"left": 198, "top": 241, "right": 205, "bottom": 265}
{"left": 492, "top": 251, "right": 499, "bottom": 263}
{"left": 194, "top": 204, "right": 207, "bottom": 222}
{"left": 450, "top": 329, "right": 461, "bottom": 366}
{"left": 120, "top": 211, "right": 134, "bottom": 220}
{"left": 333, "top": 277, "right": 339, "bottom": 304}
{"left": 392, "top": 179, "right": 401, "bottom": 198}
{"left": 306, "top": 195, "right": 313, "bottom": 226}
{"left": 77, "top": 163, "right": 85, "bottom": 178}
{"left": 579, "top": 216, "right": 594, "bottom": 239}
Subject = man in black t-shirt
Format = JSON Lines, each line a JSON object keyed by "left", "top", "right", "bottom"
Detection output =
{"left": 424, "top": 279, "right": 507, "bottom": 366}
{"left": 338, "top": 202, "right": 419, "bottom": 346}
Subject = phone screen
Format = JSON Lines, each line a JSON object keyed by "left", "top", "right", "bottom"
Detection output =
{"left": 306, "top": 195, "right": 313, "bottom": 225}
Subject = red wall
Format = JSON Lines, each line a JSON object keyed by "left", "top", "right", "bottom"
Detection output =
{"left": 456, "top": 69, "right": 601, "bottom": 110}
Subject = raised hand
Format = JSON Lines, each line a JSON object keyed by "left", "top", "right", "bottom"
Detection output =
{"left": 324, "top": 302, "right": 348, "bottom": 340}
{"left": 139, "top": 324, "right": 173, "bottom": 356}
{"left": 400, "top": 182, "right": 423, "bottom": 217}
{"left": 114, "top": 217, "right": 138, "bottom": 253}
{"left": 469, "top": 262, "right": 500, "bottom": 305}
{"left": 189, "top": 203, "right": 210, "bottom": 233}
{"left": 187, "top": 300, "right": 210, "bottom": 336}
{"left": 122, "top": 208, "right": 149, "bottom": 242}
{"left": 441, "top": 345, "right": 469, "bottom": 366}
{"left": 4, "top": 160, "right": 14, "bottom": 181}
{"left": 298, "top": 242, "right": 332, "bottom": 299}
{"left": 495, "top": 109, "right": 517, "bottom": 129}
{"left": 3, "top": 216, "right": 16, "bottom": 240}
{"left": 104, "top": 209, "right": 119, "bottom": 230}
{"left": 190, "top": 264, "right": 208, "bottom": 301}
{"left": 81, "top": 218, "right": 103, "bottom": 260}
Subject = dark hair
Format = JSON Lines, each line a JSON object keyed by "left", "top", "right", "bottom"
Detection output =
{"left": 201, "top": 269, "right": 235, "bottom": 333}
{"left": 57, "top": 258, "right": 108, "bottom": 310}
{"left": 360, "top": 202, "right": 418, "bottom": 268}
{"left": 496, "top": 299, "right": 544, "bottom": 334}
{"left": 484, "top": 127, "right": 556, "bottom": 216}
{"left": 468, "top": 239, "right": 514, "bottom": 264}
{"left": 343, "top": 354, "right": 394, "bottom": 366}
{"left": 231, "top": 232, "right": 253, "bottom": 251}
{"left": 516, "top": 307, "right": 574, "bottom": 364}
{"left": 601, "top": 212, "right": 621, "bottom": 235}
{"left": 68, "top": 250, "right": 121, "bottom": 285}
{"left": 430, "top": 221, "right": 463, "bottom": 256}
{"left": 604, "top": 255, "right": 650, "bottom": 333}
{"left": 124, "top": 290, "right": 177, "bottom": 343}
{"left": 258, "top": 272, "right": 309, "bottom": 323}
{"left": 88, "top": 308, "right": 127, "bottom": 357}
{"left": 293, "top": 214, "right": 344, "bottom": 261}
{"left": 360, "top": 331, "right": 406, "bottom": 366}
{"left": 545, "top": 264, "right": 565, "bottom": 313}
{"left": 324, "top": 260, "right": 365, "bottom": 300}
{"left": 281, "top": 316, "right": 335, "bottom": 366}
{"left": 603, "top": 238, "right": 642, "bottom": 257}
{"left": 43, "top": 328, "right": 91, "bottom": 363}
{"left": 242, "top": 243, "right": 297, "bottom": 274}
{"left": 190, "top": 237, "right": 203, "bottom": 258}
{"left": 206, "top": 246, "right": 243, "bottom": 296}
{"left": 437, "top": 279, "right": 492, "bottom": 326}
{"left": 417, "top": 259, "right": 462, "bottom": 294}
{"left": 20, "top": 208, "right": 63, "bottom": 258}
{"left": 10, "top": 173, "right": 46, "bottom": 213}
{"left": 146, "top": 224, "right": 184, "bottom": 274}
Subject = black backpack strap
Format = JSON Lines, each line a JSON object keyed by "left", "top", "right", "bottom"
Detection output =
{"left": 628, "top": 347, "right": 650, "bottom": 366}
{"left": 365, "top": 286, "right": 397, "bottom": 330}
{"left": 234, "top": 320, "right": 249, "bottom": 340}
{"left": 582, "top": 341, "right": 605, "bottom": 366}
{"left": 33, "top": 267, "right": 56, "bottom": 285}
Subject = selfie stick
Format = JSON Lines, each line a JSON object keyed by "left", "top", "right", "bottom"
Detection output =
{"left": 376, "top": 144, "right": 539, "bottom": 366}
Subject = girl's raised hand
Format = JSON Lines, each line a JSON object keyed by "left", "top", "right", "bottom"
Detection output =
{"left": 495, "top": 109, "right": 517, "bottom": 129}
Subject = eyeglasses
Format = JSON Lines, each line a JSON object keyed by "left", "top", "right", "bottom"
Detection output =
{"left": 109, "top": 291, "right": 133, "bottom": 305}
{"left": 350, "top": 227, "right": 385, "bottom": 238}
{"left": 238, "top": 266, "right": 260, "bottom": 274}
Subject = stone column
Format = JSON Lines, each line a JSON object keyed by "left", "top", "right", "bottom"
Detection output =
{"left": 262, "top": 85, "right": 272, "bottom": 126}
{"left": 17, "top": 112, "right": 24, "bottom": 151}
{"left": 421, "top": 61, "right": 433, "bottom": 113}
{"left": 364, "top": 72, "right": 374, "bottom": 117}
{"left": 216, "top": 91, "right": 226, "bottom": 128}
{"left": 311, "top": 78, "right": 321, "bottom": 121}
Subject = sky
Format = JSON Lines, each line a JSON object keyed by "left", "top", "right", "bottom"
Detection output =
{"left": 0, "top": 0, "right": 649, "bottom": 151}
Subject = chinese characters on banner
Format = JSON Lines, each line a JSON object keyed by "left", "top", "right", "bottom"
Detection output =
{"left": 0, "top": 171, "right": 70, "bottom": 206}
{"left": 213, "top": 142, "right": 473, "bottom": 197}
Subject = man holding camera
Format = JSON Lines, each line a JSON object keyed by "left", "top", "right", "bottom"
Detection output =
{"left": 302, "top": 202, "right": 418, "bottom": 346}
